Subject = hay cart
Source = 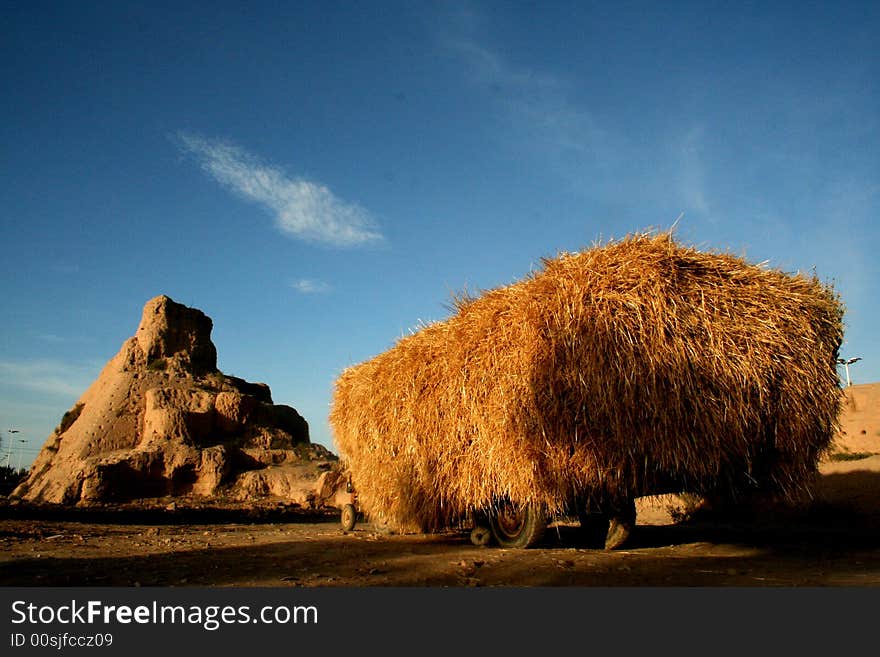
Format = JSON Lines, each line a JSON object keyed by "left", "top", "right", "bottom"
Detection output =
{"left": 331, "top": 233, "right": 844, "bottom": 550}
{"left": 335, "top": 475, "right": 631, "bottom": 548}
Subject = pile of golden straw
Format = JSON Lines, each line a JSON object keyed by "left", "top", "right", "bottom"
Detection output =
{"left": 330, "top": 231, "right": 844, "bottom": 532}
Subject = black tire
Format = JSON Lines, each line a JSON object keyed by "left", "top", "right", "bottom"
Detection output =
{"left": 470, "top": 525, "right": 492, "bottom": 547}
{"left": 340, "top": 504, "right": 357, "bottom": 532}
{"left": 604, "top": 517, "right": 633, "bottom": 550}
{"left": 488, "top": 501, "right": 548, "bottom": 549}
{"left": 577, "top": 497, "right": 636, "bottom": 549}
{"left": 604, "top": 498, "right": 637, "bottom": 550}
{"left": 578, "top": 510, "right": 611, "bottom": 549}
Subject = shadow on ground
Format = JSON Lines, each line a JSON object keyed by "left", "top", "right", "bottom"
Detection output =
{"left": 2, "top": 469, "right": 879, "bottom": 587}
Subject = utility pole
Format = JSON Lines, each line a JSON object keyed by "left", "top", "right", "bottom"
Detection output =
{"left": 5, "top": 429, "right": 19, "bottom": 469}
{"left": 837, "top": 357, "right": 862, "bottom": 387}
{"left": 16, "top": 438, "right": 27, "bottom": 472}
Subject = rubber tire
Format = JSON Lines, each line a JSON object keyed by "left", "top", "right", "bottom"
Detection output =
{"left": 604, "top": 517, "right": 633, "bottom": 550}
{"left": 604, "top": 499, "right": 637, "bottom": 550}
{"left": 340, "top": 504, "right": 357, "bottom": 532}
{"left": 470, "top": 525, "right": 492, "bottom": 547}
{"left": 488, "top": 502, "right": 548, "bottom": 549}
{"left": 578, "top": 511, "right": 611, "bottom": 549}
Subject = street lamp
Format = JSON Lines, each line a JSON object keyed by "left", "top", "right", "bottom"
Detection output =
{"left": 5, "top": 429, "right": 19, "bottom": 468}
{"left": 837, "top": 357, "right": 862, "bottom": 387}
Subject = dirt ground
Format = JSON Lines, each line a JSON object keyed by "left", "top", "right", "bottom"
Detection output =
{"left": 3, "top": 384, "right": 878, "bottom": 588}
{"left": 2, "top": 458, "right": 879, "bottom": 588}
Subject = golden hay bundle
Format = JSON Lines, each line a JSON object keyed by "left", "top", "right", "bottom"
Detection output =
{"left": 330, "top": 231, "right": 844, "bottom": 532}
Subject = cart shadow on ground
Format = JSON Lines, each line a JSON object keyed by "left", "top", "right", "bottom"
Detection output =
{"left": 2, "top": 513, "right": 878, "bottom": 587}
{"left": 2, "top": 469, "right": 879, "bottom": 587}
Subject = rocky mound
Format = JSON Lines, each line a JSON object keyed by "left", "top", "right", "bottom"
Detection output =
{"left": 13, "top": 295, "right": 345, "bottom": 508}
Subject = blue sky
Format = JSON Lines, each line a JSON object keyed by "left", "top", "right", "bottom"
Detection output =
{"left": 2, "top": 1, "right": 877, "bottom": 466}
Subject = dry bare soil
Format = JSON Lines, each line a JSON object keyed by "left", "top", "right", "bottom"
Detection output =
{"left": 2, "top": 384, "right": 879, "bottom": 588}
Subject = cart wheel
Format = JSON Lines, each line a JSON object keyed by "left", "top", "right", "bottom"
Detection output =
{"left": 604, "top": 517, "right": 633, "bottom": 550}
{"left": 340, "top": 504, "right": 357, "bottom": 532}
{"left": 578, "top": 511, "right": 610, "bottom": 549}
{"left": 470, "top": 525, "right": 491, "bottom": 546}
{"left": 488, "top": 501, "right": 547, "bottom": 549}
{"left": 604, "top": 499, "right": 636, "bottom": 550}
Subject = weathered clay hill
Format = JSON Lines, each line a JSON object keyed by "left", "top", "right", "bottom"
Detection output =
{"left": 13, "top": 295, "right": 343, "bottom": 508}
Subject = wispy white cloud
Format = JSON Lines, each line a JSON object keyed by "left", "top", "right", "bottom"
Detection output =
{"left": 448, "top": 38, "right": 610, "bottom": 162}
{"left": 35, "top": 334, "right": 68, "bottom": 344}
{"left": 678, "top": 125, "right": 712, "bottom": 218}
{"left": 176, "top": 133, "right": 384, "bottom": 247}
{"left": 442, "top": 25, "right": 641, "bottom": 208}
{"left": 290, "top": 278, "right": 331, "bottom": 294}
{"left": 0, "top": 359, "right": 99, "bottom": 398}
{"left": 441, "top": 15, "right": 719, "bottom": 218}
{"left": 808, "top": 179, "right": 877, "bottom": 285}
{"left": 34, "top": 333, "right": 93, "bottom": 344}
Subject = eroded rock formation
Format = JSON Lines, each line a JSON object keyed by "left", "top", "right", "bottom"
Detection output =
{"left": 14, "top": 295, "right": 341, "bottom": 507}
